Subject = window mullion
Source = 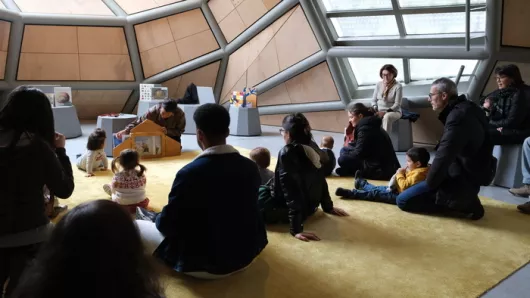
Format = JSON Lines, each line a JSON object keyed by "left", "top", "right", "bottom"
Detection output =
{"left": 390, "top": 0, "right": 407, "bottom": 37}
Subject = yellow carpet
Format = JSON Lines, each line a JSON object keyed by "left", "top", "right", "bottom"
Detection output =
{"left": 64, "top": 147, "right": 530, "bottom": 298}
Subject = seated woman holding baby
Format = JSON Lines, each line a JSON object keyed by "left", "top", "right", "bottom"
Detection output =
{"left": 336, "top": 103, "right": 400, "bottom": 179}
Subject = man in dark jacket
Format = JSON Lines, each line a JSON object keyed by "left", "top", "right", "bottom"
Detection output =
{"left": 396, "top": 78, "right": 492, "bottom": 220}
{"left": 151, "top": 103, "right": 267, "bottom": 278}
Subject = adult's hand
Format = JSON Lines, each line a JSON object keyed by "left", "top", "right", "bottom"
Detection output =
{"left": 483, "top": 98, "right": 492, "bottom": 109}
{"left": 377, "top": 111, "right": 386, "bottom": 118}
{"left": 330, "top": 207, "right": 349, "bottom": 216}
{"left": 497, "top": 127, "right": 503, "bottom": 133}
{"left": 161, "top": 127, "right": 167, "bottom": 134}
{"left": 54, "top": 132, "right": 66, "bottom": 148}
{"left": 295, "top": 232, "right": 321, "bottom": 242}
{"left": 115, "top": 130, "right": 125, "bottom": 139}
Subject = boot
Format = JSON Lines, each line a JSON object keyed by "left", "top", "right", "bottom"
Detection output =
{"left": 336, "top": 188, "right": 354, "bottom": 198}
{"left": 517, "top": 201, "right": 530, "bottom": 214}
{"left": 508, "top": 184, "right": 530, "bottom": 197}
{"left": 354, "top": 170, "right": 366, "bottom": 190}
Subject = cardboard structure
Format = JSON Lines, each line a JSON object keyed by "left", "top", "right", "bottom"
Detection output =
{"left": 112, "top": 119, "right": 181, "bottom": 158}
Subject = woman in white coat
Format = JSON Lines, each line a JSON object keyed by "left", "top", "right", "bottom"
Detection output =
{"left": 371, "top": 64, "right": 403, "bottom": 132}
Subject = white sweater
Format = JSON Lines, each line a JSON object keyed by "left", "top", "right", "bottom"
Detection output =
{"left": 76, "top": 149, "right": 108, "bottom": 174}
{"left": 111, "top": 170, "right": 147, "bottom": 205}
{"left": 372, "top": 81, "right": 403, "bottom": 113}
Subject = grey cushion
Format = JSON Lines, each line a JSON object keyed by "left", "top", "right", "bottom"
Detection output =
{"left": 493, "top": 144, "right": 523, "bottom": 188}
{"left": 52, "top": 105, "right": 82, "bottom": 139}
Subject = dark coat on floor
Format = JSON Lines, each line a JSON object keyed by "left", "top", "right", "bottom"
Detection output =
{"left": 428, "top": 94, "right": 494, "bottom": 209}
{"left": 337, "top": 116, "right": 400, "bottom": 179}
{"left": 154, "top": 146, "right": 268, "bottom": 275}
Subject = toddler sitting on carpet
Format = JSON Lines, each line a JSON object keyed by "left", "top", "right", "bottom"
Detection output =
{"left": 320, "top": 136, "right": 336, "bottom": 177}
{"left": 250, "top": 147, "right": 274, "bottom": 185}
{"left": 103, "top": 149, "right": 150, "bottom": 213}
{"left": 76, "top": 128, "right": 108, "bottom": 177}
{"left": 336, "top": 147, "right": 430, "bottom": 204}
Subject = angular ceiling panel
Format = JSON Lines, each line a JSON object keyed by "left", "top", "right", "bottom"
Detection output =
{"left": 72, "top": 90, "right": 132, "bottom": 119}
{"left": 161, "top": 61, "right": 220, "bottom": 100}
{"left": 209, "top": 0, "right": 282, "bottom": 43}
{"left": 0, "top": 20, "right": 11, "bottom": 80}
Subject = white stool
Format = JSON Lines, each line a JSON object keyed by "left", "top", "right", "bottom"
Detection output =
{"left": 52, "top": 105, "right": 82, "bottom": 139}
{"left": 97, "top": 114, "right": 138, "bottom": 157}
{"left": 229, "top": 106, "right": 261, "bottom": 136}
{"left": 181, "top": 86, "right": 216, "bottom": 134}
{"left": 493, "top": 144, "right": 523, "bottom": 188}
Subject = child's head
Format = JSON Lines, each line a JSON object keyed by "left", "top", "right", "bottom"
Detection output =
{"left": 87, "top": 128, "right": 106, "bottom": 151}
{"left": 249, "top": 147, "right": 271, "bottom": 169}
{"left": 321, "top": 136, "right": 334, "bottom": 149}
{"left": 405, "top": 147, "right": 430, "bottom": 170}
{"left": 112, "top": 149, "right": 146, "bottom": 177}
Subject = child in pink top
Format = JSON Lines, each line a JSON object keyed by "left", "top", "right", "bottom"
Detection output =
{"left": 103, "top": 149, "right": 149, "bottom": 213}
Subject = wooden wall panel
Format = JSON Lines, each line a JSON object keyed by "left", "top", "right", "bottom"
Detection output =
{"left": 116, "top": 0, "right": 183, "bottom": 15}
{"left": 221, "top": 5, "right": 320, "bottom": 101}
{"left": 0, "top": 20, "right": 10, "bottom": 80}
{"left": 410, "top": 107, "right": 444, "bottom": 145}
{"left": 209, "top": 0, "right": 282, "bottom": 43}
{"left": 135, "top": 9, "right": 219, "bottom": 78}
{"left": 14, "top": 0, "right": 113, "bottom": 15}
{"left": 0, "top": 51, "right": 7, "bottom": 80}
{"left": 502, "top": 0, "right": 530, "bottom": 48}
{"left": 18, "top": 25, "right": 134, "bottom": 81}
{"left": 482, "top": 61, "right": 530, "bottom": 96}
{"left": 255, "top": 62, "right": 339, "bottom": 107}
{"left": 161, "top": 61, "right": 220, "bottom": 99}
{"left": 260, "top": 110, "right": 349, "bottom": 133}
{"left": 72, "top": 90, "right": 131, "bottom": 119}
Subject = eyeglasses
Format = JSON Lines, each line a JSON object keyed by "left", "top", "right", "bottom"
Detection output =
{"left": 428, "top": 92, "right": 440, "bottom": 99}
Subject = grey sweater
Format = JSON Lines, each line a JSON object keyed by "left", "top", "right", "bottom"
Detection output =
{"left": 372, "top": 81, "right": 403, "bottom": 113}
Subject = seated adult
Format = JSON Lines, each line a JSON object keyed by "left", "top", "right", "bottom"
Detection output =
{"left": 0, "top": 86, "right": 74, "bottom": 296}
{"left": 116, "top": 99, "right": 185, "bottom": 144}
{"left": 336, "top": 103, "right": 400, "bottom": 179}
{"left": 13, "top": 200, "right": 163, "bottom": 298}
{"left": 507, "top": 136, "right": 530, "bottom": 214}
{"left": 261, "top": 113, "right": 348, "bottom": 242}
{"left": 136, "top": 103, "right": 267, "bottom": 279}
{"left": 481, "top": 64, "right": 530, "bottom": 145}
{"left": 372, "top": 64, "right": 403, "bottom": 133}
{"left": 396, "top": 78, "right": 493, "bottom": 220}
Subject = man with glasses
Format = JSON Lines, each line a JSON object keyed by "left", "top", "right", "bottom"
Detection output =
{"left": 395, "top": 77, "right": 493, "bottom": 220}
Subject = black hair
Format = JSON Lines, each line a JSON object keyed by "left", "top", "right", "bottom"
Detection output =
{"left": 406, "top": 147, "right": 430, "bottom": 167}
{"left": 282, "top": 113, "right": 313, "bottom": 145}
{"left": 86, "top": 128, "right": 106, "bottom": 151}
{"left": 494, "top": 64, "right": 524, "bottom": 86}
{"left": 380, "top": 64, "right": 398, "bottom": 79}
{"left": 193, "top": 103, "right": 230, "bottom": 140}
{"left": 13, "top": 200, "right": 162, "bottom": 298}
{"left": 111, "top": 149, "right": 146, "bottom": 177}
{"left": 0, "top": 86, "right": 55, "bottom": 147}
{"left": 161, "top": 99, "right": 178, "bottom": 113}
{"left": 249, "top": 147, "right": 271, "bottom": 169}
{"left": 347, "top": 103, "right": 375, "bottom": 117}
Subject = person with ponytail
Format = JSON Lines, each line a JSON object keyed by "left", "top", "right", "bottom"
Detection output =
{"left": 336, "top": 103, "right": 400, "bottom": 179}
{"left": 263, "top": 113, "right": 348, "bottom": 242}
{"left": 103, "top": 149, "right": 150, "bottom": 213}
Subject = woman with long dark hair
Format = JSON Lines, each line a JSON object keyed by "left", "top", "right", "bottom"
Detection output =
{"left": 336, "top": 103, "right": 400, "bottom": 179}
{"left": 13, "top": 200, "right": 163, "bottom": 298}
{"left": 482, "top": 64, "right": 530, "bottom": 144}
{"left": 0, "top": 86, "right": 74, "bottom": 296}
{"left": 263, "top": 113, "right": 348, "bottom": 242}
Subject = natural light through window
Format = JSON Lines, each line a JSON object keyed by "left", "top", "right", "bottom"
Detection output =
{"left": 409, "top": 59, "right": 478, "bottom": 81}
{"left": 403, "top": 11, "right": 485, "bottom": 35}
{"left": 322, "top": 0, "right": 393, "bottom": 11}
{"left": 348, "top": 58, "right": 404, "bottom": 86}
{"left": 398, "top": 0, "right": 486, "bottom": 8}
{"left": 331, "top": 16, "right": 399, "bottom": 37}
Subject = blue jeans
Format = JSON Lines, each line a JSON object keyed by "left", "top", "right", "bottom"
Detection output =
{"left": 522, "top": 137, "right": 530, "bottom": 184}
{"left": 113, "top": 134, "right": 123, "bottom": 148}
{"left": 395, "top": 181, "right": 438, "bottom": 213}
{"left": 352, "top": 181, "right": 397, "bottom": 204}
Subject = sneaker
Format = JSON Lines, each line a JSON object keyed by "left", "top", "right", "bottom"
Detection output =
{"left": 135, "top": 207, "right": 158, "bottom": 222}
{"left": 508, "top": 184, "right": 530, "bottom": 197}
{"left": 103, "top": 184, "right": 112, "bottom": 196}
{"left": 517, "top": 201, "right": 530, "bottom": 214}
{"left": 354, "top": 170, "right": 365, "bottom": 190}
{"left": 335, "top": 188, "right": 353, "bottom": 198}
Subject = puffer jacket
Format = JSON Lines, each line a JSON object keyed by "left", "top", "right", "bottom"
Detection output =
{"left": 482, "top": 86, "right": 530, "bottom": 129}
{"left": 272, "top": 143, "right": 333, "bottom": 235}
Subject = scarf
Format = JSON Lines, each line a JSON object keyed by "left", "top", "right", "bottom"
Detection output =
{"left": 382, "top": 79, "right": 396, "bottom": 100}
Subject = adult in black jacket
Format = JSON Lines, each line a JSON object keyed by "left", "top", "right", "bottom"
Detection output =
{"left": 271, "top": 113, "right": 348, "bottom": 242}
{"left": 396, "top": 78, "right": 492, "bottom": 220}
{"left": 481, "top": 64, "right": 530, "bottom": 144}
{"left": 336, "top": 103, "right": 400, "bottom": 179}
{"left": 0, "top": 87, "right": 74, "bottom": 296}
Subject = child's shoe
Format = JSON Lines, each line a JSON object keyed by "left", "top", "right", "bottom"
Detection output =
{"left": 103, "top": 184, "right": 112, "bottom": 196}
{"left": 335, "top": 188, "right": 353, "bottom": 198}
{"left": 354, "top": 170, "right": 366, "bottom": 190}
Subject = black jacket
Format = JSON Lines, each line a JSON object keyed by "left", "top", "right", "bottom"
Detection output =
{"left": 338, "top": 116, "right": 400, "bottom": 180}
{"left": 272, "top": 143, "right": 333, "bottom": 235}
{"left": 482, "top": 86, "right": 530, "bottom": 130}
{"left": 427, "top": 95, "right": 493, "bottom": 206}
{"left": 0, "top": 130, "right": 74, "bottom": 237}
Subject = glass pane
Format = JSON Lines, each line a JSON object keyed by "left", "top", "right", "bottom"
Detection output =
{"left": 348, "top": 58, "right": 405, "bottom": 86}
{"left": 322, "top": 0, "right": 393, "bottom": 11}
{"left": 331, "top": 16, "right": 399, "bottom": 37}
{"left": 403, "top": 11, "right": 485, "bottom": 35}
{"left": 409, "top": 59, "right": 478, "bottom": 81}
{"left": 398, "top": 0, "right": 486, "bottom": 8}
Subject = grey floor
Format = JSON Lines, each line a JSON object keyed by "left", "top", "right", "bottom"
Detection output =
{"left": 66, "top": 122, "right": 529, "bottom": 298}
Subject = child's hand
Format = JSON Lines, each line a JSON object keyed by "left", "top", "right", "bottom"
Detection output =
{"left": 330, "top": 207, "right": 349, "bottom": 217}
{"left": 295, "top": 232, "right": 321, "bottom": 242}
{"left": 396, "top": 168, "right": 406, "bottom": 174}
{"left": 86, "top": 173, "right": 95, "bottom": 177}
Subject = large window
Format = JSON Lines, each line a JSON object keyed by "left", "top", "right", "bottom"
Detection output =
{"left": 403, "top": 12, "right": 486, "bottom": 35}
{"left": 348, "top": 58, "right": 404, "bottom": 86}
{"left": 322, "top": 0, "right": 393, "bottom": 11}
{"left": 398, "top": 0, "right": 486, "bottom": 8}
{"left": 409, "top": 59, "right": 478, "bottom": 81}
{"left": 331, "top": 16, "right": 399, "bottom": 38}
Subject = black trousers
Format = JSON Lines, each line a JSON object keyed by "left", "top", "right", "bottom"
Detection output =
{"left": 168, "top": 135, "right": 181, "bottom": 144}
{"left": 0, "top": 243, "right": 42, "bottom": 298}
{"left": 488, "top": 128, "right": 529, "bottom": 145}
